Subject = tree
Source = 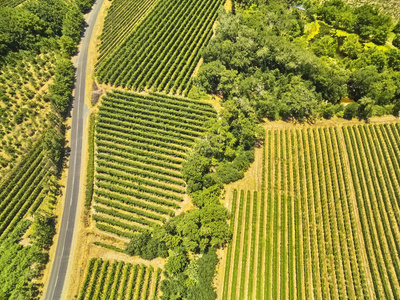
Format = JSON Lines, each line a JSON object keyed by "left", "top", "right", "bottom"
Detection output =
{"left": 0, "top": 7, "right": 44, "bottom": 55}
{"left": 310, "top": 35, "right": 337, "bottom": 58}
{"left": 49, "top": 58, "right": 75, "bottom": 115}
{"left": 165, "top": 248, "right": 189, "bottom": 277}
{"left": 354, "top": 5, "right": 392, "bottom": 44}
{"left": 24, "top": 0, "right": 67, "bottom": 36}
{"left": 340, "top": 34, "right": 363, "bottom": 59}
{"left": 62, "top": 5, "right": 85, "bottom": 44}
{"left": 30, "top": 211, "right": 56, "bottom": 250}
{"left": 343, "top": 102, "right": 359, "bottom": 119}
{"left": 394, "top": 21, "right": 400, "bottom": 34}
{"left": 59, "top": 36, "right": 76, "bottom": 56}
{"left": 348, "top": 66, "right": 380, "bottom": 100}
{"left": 42, "top": 127, "right": 63, "bottom": 167}
{"left": 393, "top": 34, "right": 400, "bottom": 49}
{"left": 357, "top": 97, "right": 373, "bottom": 120}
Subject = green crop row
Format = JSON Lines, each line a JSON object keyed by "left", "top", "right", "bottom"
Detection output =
{"left": 96, "top": 0, "right": 223, "bottom": 94}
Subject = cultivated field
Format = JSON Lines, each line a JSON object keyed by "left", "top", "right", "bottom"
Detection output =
{"left": 0, "top": 0, "right": 25, "bottom": 7}
{"left": 0, "top": 138, "right": 56, "bottom": 239}
{"left": 222, "top": 123, "right": 400, "bottom": 299}
{"left": 0, "top": 52, "right": 56, "bottom": 176}
{"left": 97, "top": 0, "right": 158, "bottom": 64}
{"left": 78, "top": 258, "right": 161, "bottom": 300}
{"left": 91, "top": 90, "right": 216, "bottom": 242}
{"left": 96, "top": 0, "right": 223, "bottom": 95}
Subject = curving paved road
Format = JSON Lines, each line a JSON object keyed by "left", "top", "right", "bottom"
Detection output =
{"left": 44, "top": 0, "right": 104, "bottom": 299}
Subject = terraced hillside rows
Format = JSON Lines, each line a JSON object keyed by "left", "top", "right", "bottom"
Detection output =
{"left": 96, "top": 0, "right": 223, "bottom": 95}
{"left": 0, "top": 138, "right": 55, "bottom": 239}
{"left": 78, "top": 258, "right": 162, "bottom": 300}
{"left": 91, "top": 90, "right": 216, "bottom": 241}
{"left": 97, "top": 0, "right": 158, "bottom": 65}
{"left": 222, "top": 123, "right": 400, "bottom": 299}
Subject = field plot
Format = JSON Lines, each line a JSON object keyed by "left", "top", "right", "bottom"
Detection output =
{"left": 97, "top": 0, "right": 158, "bottom": 64}
{"left": 0, "top": 0, "right": 25, "bottom": 7}
{"left": 96, "top": 0, "right": 223, "bottom": 95}
{"left": 0, "top": 138, "right": 56, "bottom": 239}
{"left": 221, "top": 123, "right": 400, "bottom": 299}
{"left": 77, "top": 258, "right": 162, "bottom": 300}
{"left": 92, "top": 90, "right": 216, "bottom": 241}
{"left": 0, "top": 52, "right": 56, "bottom": 176}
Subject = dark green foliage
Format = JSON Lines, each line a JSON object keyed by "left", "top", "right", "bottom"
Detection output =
{"left": 48, "top": 58, "right": 75, "bottom": 115}
{"left": 0, "top": 7, "right": 44, "bottom": 56}
{"left": 161, "top": 248, "right": 219, "bottom": 300}
{"left": 75, "top": 0, "right": 95, "bottom": 13}
{"left": 343, "top": 102, "right": 359, "bottom": 119}
{"left": 354, "top": 5, "right": 392, "bottom": 45}
{"left": 191, "top": 185, "right": 222, "bottom": 208}
{"left": 393, "top": 34, "right": 400, "bottom": 49}
{"left": 30, "top": 211, "right": 56, "bottom": 251}
{"left": 0, "top": 218, "right": 53, "bottom": 299}
{"left": 125, "top": 231, "right": 168, "bottom": 260}
{"left": 310, "top": 35, "right": 337, "bottom": 57}
{"left": 24, "top": 0, "right": 67, "bottom": 37}
{"left": 42, "top": 127, "right": 64, "bottom": 166}
{"left": 62, "top": 5, "right": 85, "bottom": 44}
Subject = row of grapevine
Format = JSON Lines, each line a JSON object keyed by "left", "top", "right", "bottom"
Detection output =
{"left": 0, "top": 139, "right": 54, "bottom": 239}
{"left": 97, "top": 0, "right": 158, "bottom": 63}
{"left": 96, "top": 0, "right": 223, "bottom": 95}
{"left": 0, "top": 0, "right": 25, "bottom": 7}
{"left": 222, "top": 123, "right": 400, "bottom": 299}
{"left": 78, "top": 259, "right": 161, "bottom": 300}
{"left": 91, "top": 90, "right": 216, "bottom": 241}
{"left": 342, "top": 124, "right": 400, "bottom": 299}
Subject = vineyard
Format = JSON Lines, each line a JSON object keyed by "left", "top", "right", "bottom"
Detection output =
{"left": 0, "top": 138, "right": 56, "bottom": 240}
{"left": 221, "top": 123, "right": 400, "bottom": 299}
{"left": 97, "top": 0, "right": 158, "bottom": 64}
{"left": 91, "top": 90, "right": 216, "bottom": 241}
{"left": 96, "top": 0, "right": 223, "bottom": 95}
{"left": 0, "top": 0, "right": 25, "bottom": 7}
{"left": 78, "top": 258, "right": 161, "bottom": 300}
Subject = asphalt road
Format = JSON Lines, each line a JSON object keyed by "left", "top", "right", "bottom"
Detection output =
{"left": 44, "top": 1, "right": 104, "bottom": 299}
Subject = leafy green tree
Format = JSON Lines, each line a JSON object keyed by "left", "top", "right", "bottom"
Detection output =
{"left": 310, "top": 35, "right": 337, "bottom": 57}
{"left": 75, "top": 0, "right": 95, "bottom": 13}
{"left": 394, "top": 21, "right": 400, "bottom": 34}
{"left": 30, "top": 211, "right": 56, "bottom": 250}
{"left": 62, "top": 5, "right": 85, "bottom": 44}
{"left": 0, "top": 7, "right": 44, "bottom": 55}
{"left": 357, "top": 97, "right": 373, "bottom": 120}
{"left": 24, "top": 0, "right": 67, "bottom": 36}
{"left": 393, "top": 34, "right": 400, "bottom": 49}
{"left": 49, "top": 58, "right": 75, "bottom": 115}
{"left": 354, "top": 4, "right": 392, "bottom": 44}
{"left": 343, "top": 102, "right": 359, "bottom": 119}
{"left": 191, "top": 185, "right": 222, "bottom": 208}
{"left": 165, "top": 248, "right": 189, "bottom": 277}
{"left": 348, "top": 66, "right": 380, "bottom": 100}
{"left": 386, "top": 49, "right": 400, "bottom": 71}
{"left": 59, "top": 35, "right": 76, "bottom": 56}
{"left": 340, "top": 34, "right": 363, "bottom": 59}
{"left": 42, "top": 127, "right": 63, "bottom": 167}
